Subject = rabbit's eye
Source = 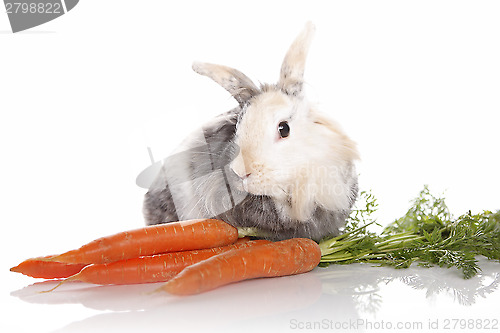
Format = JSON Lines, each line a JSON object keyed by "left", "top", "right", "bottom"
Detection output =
{"left": 278, "top": 121, "right": 290, "bottom": 138}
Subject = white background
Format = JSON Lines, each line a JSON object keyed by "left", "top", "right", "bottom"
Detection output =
{"left": 1, "top": 1, "right": 499, "bottom": 332}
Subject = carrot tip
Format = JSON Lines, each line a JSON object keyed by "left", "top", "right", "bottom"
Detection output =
{"left": 39, "top": 273, "right": 80, "bottom": 293}
{"left": 39, "top": 280, "right": 65, "bottom": 293}
{"left": 144, "top": 286, "right": 163, "bottom": 296}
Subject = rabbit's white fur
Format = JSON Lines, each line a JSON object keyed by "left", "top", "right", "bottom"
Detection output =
{"left": 231, "top": 89, "right": 359, "bottom": 221}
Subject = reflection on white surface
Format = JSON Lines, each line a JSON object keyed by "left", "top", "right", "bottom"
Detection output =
{"left": 10, "top": 257, "right": 500, "bottom": 333}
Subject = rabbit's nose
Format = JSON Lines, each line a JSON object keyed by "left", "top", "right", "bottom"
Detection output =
{"left": 230, "top": 165, "right": 251, "bottom": 180}
{"left": 230, "top": 168, "right": 252, "bottom": 182}
{"left": 238, "top": 173, "right": 252, "bottom": 180}
{"left": 230, "top": 152, "right": 252, "bottom": 180}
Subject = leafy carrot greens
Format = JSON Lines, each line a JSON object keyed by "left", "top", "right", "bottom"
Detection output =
{"left": 319, "top": 186, "right": 500, "bottom": 279}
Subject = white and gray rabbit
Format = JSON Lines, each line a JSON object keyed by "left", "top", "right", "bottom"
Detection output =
{"left": 143, "top": 22, "right": 360, "bottom": 241}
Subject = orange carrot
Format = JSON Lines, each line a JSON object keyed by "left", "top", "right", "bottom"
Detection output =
{"left": 10, "top": 256, "right": 87, "bottom": 279}
{"left": 46, "top": 239, "right": 270, "bottom": 289}
{"left": 160, "top": 238, "right": 321, "bottom": 295}
{"left": 43, "top": 219, "right": 238, "bottom": 265}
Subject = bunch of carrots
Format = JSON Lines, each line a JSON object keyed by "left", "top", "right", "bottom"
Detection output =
{"left": 10, "top": 219, "right": 322, "bottom": 295}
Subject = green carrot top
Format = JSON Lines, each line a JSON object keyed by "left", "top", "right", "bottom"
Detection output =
{"left": 319, "top": 186, "right": 500, "bottom": 279}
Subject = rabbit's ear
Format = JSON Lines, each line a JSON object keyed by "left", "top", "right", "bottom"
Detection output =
{"left": 278, "top": 22, "right": 315, "bottom": 97}
{"left": 192, "top": 62, "right": 259, "bottom": 106}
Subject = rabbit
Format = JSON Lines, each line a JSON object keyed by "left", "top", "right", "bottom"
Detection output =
{"left": 143, "top": 22, "right": 360, "bottom": 241}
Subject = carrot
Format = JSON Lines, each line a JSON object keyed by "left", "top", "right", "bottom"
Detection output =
{"left": 43, "top": 219, "right": 238, "bottom": 265}
{"left": 46, "top": 239, "right": 270, "bottom": 289}
{"left": 159, "top": 238, "right": 322, "bottom": 295}
{"left": 10, "top": 256, "right": 87, "bottom": 279}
